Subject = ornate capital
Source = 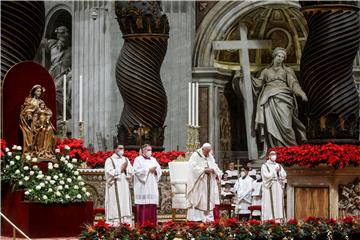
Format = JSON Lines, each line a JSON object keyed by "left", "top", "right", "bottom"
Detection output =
{"left": 115, "top": 1, "right": 169, "bottom": 36}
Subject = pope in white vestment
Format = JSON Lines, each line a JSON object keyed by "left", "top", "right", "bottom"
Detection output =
{"left": 133, "top": 144, "right": 162, "bottom": 225}
{"left": 104, "top": 145, "right": 134, "bottom": 226}
{"left": 186, "top": 143, "right": 222, "bottom": 222}
{"left": 261, "top": 151, "right": 287, "bottom": 222}
{"left": 233, "top": 169, "right": 254, "bottom": 218}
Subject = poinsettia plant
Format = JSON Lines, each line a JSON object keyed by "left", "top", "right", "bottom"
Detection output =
{"left": 87, "top": 151, "right": 114, "bottom": 168}
{"left": 86, "top": 150, "right": 185, "bottom": 168}
{"left": 270, "top": 143, "right": 360, "bottom": 169}
{"left": 56, "top": 138, "right": 89, "bottom": 162}
{"left": 80, "top": 217, "right": 360, "bottom": 240}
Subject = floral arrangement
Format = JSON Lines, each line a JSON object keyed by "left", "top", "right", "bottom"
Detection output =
{"left": 79, "top": 217, "right": 360, "bottom": 240}
{"left": 87, "top": 150, "right": 185, "bottom": 168}
{"left": 56, "top": 138, "right": 89, "bottom": 162}
{"left": 1, "top": 140, "right": 90, "bottom": 204}
{"left": 271, "top": 143, "right": 360, "bottom": 169}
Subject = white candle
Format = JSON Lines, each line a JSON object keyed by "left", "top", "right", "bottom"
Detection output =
{"left": 195, "top": 82, "right": 199, "bottom": 127}
{"left": 79, "top": 75, "right": 83, "bottom": 122}
{"left": 63, "top": 75, "right": 67, "bottom": 121}
{"left": 188, "top": 82, "right": 191, "bottom": 125}
{"left": 192, "top": 83, "right": 195, "bottom": 126}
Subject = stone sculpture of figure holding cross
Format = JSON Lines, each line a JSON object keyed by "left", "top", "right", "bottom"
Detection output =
{"left": 252, "top": 47, "right": 308, "bottom": 155}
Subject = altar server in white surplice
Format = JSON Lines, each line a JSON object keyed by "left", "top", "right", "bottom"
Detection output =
{"left": 261, "top": 150, "right": 287, "bottom": 222}
{"left": 233, "top": 167, "right": 254, "bottom": 221}
{"left": 225, "top": 162, "right": 239, "bottom": 185}
{"left": 133, "top": 144, "right": 162, "bottom": 226}
{"left": 186, "top": 143, "right": 222, "bottom": 222}
{"left": 105, "top": 145, "right": 134, "bottom": 226}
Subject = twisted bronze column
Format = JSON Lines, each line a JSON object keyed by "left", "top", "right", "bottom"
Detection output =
{"left": 115, "top": 1, "right": 169, "bottom": 150}
{"left": 1, "top": 1, "right": 45, "bottom": 80}
{"left": 300, "top": 1, "right": 360, "bottom": 143}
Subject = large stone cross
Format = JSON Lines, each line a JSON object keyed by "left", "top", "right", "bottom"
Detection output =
{"left": 212, "top": 23, "right": 272, "bottom": 160}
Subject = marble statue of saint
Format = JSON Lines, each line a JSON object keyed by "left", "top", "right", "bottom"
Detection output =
{"left": 44, "top": 26, "right": 72, "bottom": 122}
{"left": 252, "top": 47, "right": 308, "bottom": 155}
{"left": 20, "top": 85, "right": 55, "bottom": 158}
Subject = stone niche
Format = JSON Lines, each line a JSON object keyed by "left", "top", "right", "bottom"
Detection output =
{"left": 285, "top": 166, "right": 360, "bottom": 219}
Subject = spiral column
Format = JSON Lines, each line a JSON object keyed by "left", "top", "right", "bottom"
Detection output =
{"left": 115, "top": 1, "right": 169, "bottom": 150}
{"left": 1, "top": 1, "right": 45, "bottom": 80}
{"left": 300, "top": 2, "right": 360, "bottom": 144}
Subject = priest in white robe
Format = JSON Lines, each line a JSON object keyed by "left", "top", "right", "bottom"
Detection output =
{"left": 186, "top": 143, "right": 222, "bottom": 222}
{"left": 104, "top": 145, "right": 134, "bottom": 226}
{"left": 233, "top": 167, "right": 254, "bottom": 220}
{"left": 133, "top": 144, "right": 162, "bottom": 226}
{"left": 261, "top": 150, "right": 287, "bottom": 222}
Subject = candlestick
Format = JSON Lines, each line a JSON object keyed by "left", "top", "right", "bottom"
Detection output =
{"left": 192, "top": 83, "right": 195, "bottom": 126}
{"left": 79, "top": 121, "right": 84, "bottom": 139}
{"left": 63, "top": 75, "right": 67, "bottom": 121}
{"left": 195, "top": 82, "right": 199, "bottom": 127}
{"left": 79, "top": 75, "right": 83, "bottom": 122}
{"left": 188, "top": 82, "right": 191, "bottom": 125}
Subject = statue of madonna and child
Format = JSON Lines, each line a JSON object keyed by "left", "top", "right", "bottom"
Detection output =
{"left": 20, "top": 85, "right": 56, "bottom": 159}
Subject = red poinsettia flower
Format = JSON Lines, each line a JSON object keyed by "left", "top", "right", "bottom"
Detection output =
{"left": 222, "top": 217, "right": 238, "bottom": 227}
{"left": 185, "top": 221, "right": 199, "bottom": 229}
{"left": 248, "top": 219, "right": 261, "bottom": 226}
{"left": 305, "top": 216, "right": 317, "bottom": 223}
{"left": 270, "top": 143, "right": 360, "bottom": 169}
{"left": 120, "top": 223, "right": 132, "bottom": 231}
{"left": 326, "top": 218, "right": 337, "bottom": 224}
{"left": 342, "top": 216, "right": 354, "bottom": 224}
{"left": 86, "top": 149, "right": 186, "bottom": 168}
{"left": 287, "top": 218, "right": 298, "bottom": 225}
{"left": 94, "top": 219, "right": 110, "bottom": 230}
{"left": 0, "top": 138, "right": 7, "bottom": 157}
{"left": 264, "top": 219, "right": 277, "bottom": 225}
{"left": 87, "top": 151, "right": 114, "bottom": 168}
{"left": 56, "top": 138, "right": 89, "bottom": 162}
{"left": 142, "top": 220, "right": 156, "bottom": 229}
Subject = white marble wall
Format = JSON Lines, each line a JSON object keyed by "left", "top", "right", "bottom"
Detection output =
{"left": 70, "top": 1, "right": 123, "bottom": 151}
{"left": 160, "top": 1, "right": 196, "bottom": 151}
{"left": 43, "top": 1, "right": 195, "bottom": 152}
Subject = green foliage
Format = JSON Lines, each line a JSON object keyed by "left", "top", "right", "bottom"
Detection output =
{"left": 1, "top": 145, "right": 90, "bottom": 204}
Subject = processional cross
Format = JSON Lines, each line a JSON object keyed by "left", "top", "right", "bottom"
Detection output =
{"left": 212, "top": 23, "right": 272, "bottom": 160}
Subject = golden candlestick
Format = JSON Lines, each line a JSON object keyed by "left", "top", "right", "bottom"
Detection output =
{"left": 134, "top": 123, "right": 149, "bottom": 147}
{"left": 186, "top": 125, "right": 200, "bottom": 153}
